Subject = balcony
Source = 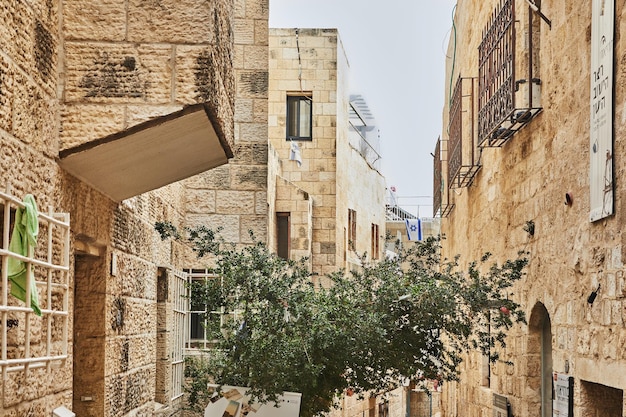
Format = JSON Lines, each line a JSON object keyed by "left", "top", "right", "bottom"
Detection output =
{"left": 433, "top": 138, "right": 454, "bottom": 217}
{"left": 477, "top": 0, "right": 542, "bottom": 147}
{"left": 448, "top": 77, "right": 481, "bottom": 188}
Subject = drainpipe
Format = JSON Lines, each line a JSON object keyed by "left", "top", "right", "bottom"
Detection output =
{"left": 429, "top": 392, "right": 433, "bottom": 417}
{"left": 406, "top": 385, "right": 410, "bottom": 417}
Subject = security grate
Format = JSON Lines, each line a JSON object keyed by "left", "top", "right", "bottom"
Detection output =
{"left": 478, "top": 0, "right": 542, "bottom": 147}
{"left": 448, "top": 77, "right": 481, "bottom": 188}
{"left": 171, "top": 269, "right": 187, "bottom": 401}
{"left": 433, "top": 138, "right": 454, "bottom": 217}
{"left": 478, "top": 0, "right": 516, "bottom": 146}
{"left": 0, "top": 187, "right": 70, "bottom": 376}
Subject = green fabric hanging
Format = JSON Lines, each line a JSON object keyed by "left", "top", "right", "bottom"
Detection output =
{"left": 7, "top": 194, "right": 41, "bottom": 316}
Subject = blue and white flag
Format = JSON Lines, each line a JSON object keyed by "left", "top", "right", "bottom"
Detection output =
{"left": 405, "top": 218, "right": 422, "bottom": 241}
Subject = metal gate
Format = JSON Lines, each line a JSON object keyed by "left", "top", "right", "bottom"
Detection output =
{"left": 171, "top": 269, "right": 187, "bottom": 401}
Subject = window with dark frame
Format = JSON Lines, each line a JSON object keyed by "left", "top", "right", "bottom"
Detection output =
{"left": 371, "top": 223, "right": 379, "bottom": 260}
{"left": 348, "top": 209, "right": 357, "bottom": 251}
{"left": 378, "top": 401, "right": 389, "bottom": 417}
{"left": 286, "top": 94, "right": 312, "bottom": 141}
{"left": 277, "top": 212, "right": 290, "bottom": 260}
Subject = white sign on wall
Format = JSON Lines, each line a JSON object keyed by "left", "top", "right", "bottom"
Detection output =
{"left": 590, "top": 0, "right": 614, "bottom": 222}
{"left": 552, "top": 373, "right": 573, "bottom": 416}
{"left": 493, "top": 393, "right": 508, "bottom": 417}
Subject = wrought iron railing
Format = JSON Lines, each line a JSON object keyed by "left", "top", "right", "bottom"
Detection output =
{"left": 448, "top": 77, "right": 481, "bottom": 188}
{"left": 478, "top": 0, "right": 542, "bottom": 147}
{"left": 433, "top": 138, "right": 454, "bottom": 217}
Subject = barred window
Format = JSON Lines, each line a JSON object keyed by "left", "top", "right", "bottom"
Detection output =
{"left": 185, "top": 270, "right": 241, "bottom": 351}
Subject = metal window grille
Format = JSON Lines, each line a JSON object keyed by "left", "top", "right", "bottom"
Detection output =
{"left": 448, "top": 77, "right": 481, "bottom": 189}
{"left": 170, "top": 269, "right": 187, "bottom": 401}
{"left": 186, "top": 270, "right": 212, "bottom": 351}
{"left": 185, "top": 270, "right": 240, "bottom": 352}
{"left": 433, "top": 138, "right": 454, "bottom": 217}
{"left": 0, "top": 188, "right": 70, "bottom": 375}
{"left": 478, "top": 0, "right": 542, "bottom": 147}
{"left": 478, "top": 0, "right": 516, "bottom": 146}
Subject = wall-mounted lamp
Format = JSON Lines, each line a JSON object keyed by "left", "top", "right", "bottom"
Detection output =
{"left": 524, "top": 220, "right": 535, "bottom": 237}
{"left": 587, "top": 284, "right": 601, "bottom": 305}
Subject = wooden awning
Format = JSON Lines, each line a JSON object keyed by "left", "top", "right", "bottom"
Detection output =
{"left": 58, "top": 104, "right": 233, "bottom": 202}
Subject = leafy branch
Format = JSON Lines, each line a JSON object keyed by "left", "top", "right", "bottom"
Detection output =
{"left": 156, "top": 222, "right": 528, "bottom": 417}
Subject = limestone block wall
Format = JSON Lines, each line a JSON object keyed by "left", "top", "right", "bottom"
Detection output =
{"left": 439, "top": 1, "right": 626, "bottom": 417}
{"left": 183, "top": 0, "right": 269, "bottom": 253}
{"left": 269, "top": 28, "right": 386, "bottom": 280}
{"left": 327, "top": 392, "right": 374, "bottom": 417}
{"left": 336, "top": 139, "right": 386, "bottom": 269}
{"left": 1, "top": 0, "right": 268, "bottom": 416}
{"left": 59, "top": 0, "right": 235, "bottom": 151}
{"left": 0, "top": 1, "right": 99, "bottom": 415}
{"left": 333, "top": 40, "right": 386, "bottom": 271}
{"left": 275, "top": 177, "right": 313, "bottom": 266}
{"left": 269, "top": 28, "right": 340, "bottom": 279}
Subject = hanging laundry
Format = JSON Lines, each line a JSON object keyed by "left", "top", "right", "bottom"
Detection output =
{"left": 289, "top": 141, "right": 302, "bottom": 167}
{"left": 405, "top": 218, "right": 422, "bottom": 242}
{"left": 8, "top": 194, "right": 41, "bottom": 316}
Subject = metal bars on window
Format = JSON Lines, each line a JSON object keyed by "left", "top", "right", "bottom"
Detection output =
{"left": 170, "top": 269, "right": 187, "bottom": 401}
{"left": 448, "top": 77, "right": 481, "bottom": 188}
{"left": 478, "top": 0, "right": 516, "bottom": 146}
{"left": 185, "top": 270, "right": 214, "bottom": 351}
{"left": 478, "top": 0, "right": 542, "bottom": 147}
{"left": 0, "top": 187, "right": 70, "bottom": 376}
{"left": 184, "top": 270, "right": 241, "bottom": 353}
{"left": 433, "top": 138, "right": 454, "bottom": 217}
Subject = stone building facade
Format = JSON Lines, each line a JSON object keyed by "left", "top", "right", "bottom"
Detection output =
{"left": 267, "top": 28, "right": 386, "bottom": 282}
{"left": 436, "top": 1, "right": 626, "bottom": 416}
{"left": 0, "top": 0, "right": 268, "bottom": 416}
{"left": 1, "top": 2, "right": 391, "bottom": 416}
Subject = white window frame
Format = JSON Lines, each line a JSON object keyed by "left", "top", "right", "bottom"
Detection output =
{"left": 0, "top": 188, "right": 70, "bottom": 374}
{"left": 185, "top": 269, "right": 240, "bottom": 353}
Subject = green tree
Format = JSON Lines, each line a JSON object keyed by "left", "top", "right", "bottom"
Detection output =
{"left": 157, "top": 223, "right": 527, "bottom": 417}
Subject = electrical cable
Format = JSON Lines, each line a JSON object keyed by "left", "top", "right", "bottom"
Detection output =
{"left": 448, "top": 5, "right": 458, "bottom": 109}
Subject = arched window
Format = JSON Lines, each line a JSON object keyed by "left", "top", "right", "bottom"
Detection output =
{"left": 528, "top": 302, "right": 552, "bottom": 417}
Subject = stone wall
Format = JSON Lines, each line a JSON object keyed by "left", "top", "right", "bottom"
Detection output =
{"left": 183, "top": 0, "right": 269, "bottom": 254}
{"left": 60, "top": 0, "right": 236, "bottom": 150}
{"left": 439, "top": 1, "right": 626, "bottom": 416}
{"left": 275, "top": 177, "right": 313, "bottom": 266}
{"left": 1, "top": 0, "right": 79, "bottom": 414}
{"left": 268, "top": 28, "right": 386, "bottom": 281}
{"left": 0, "top": 0, "right": 268, "bottom": 416}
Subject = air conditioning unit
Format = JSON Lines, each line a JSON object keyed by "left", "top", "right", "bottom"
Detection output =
{"left": 515, "top": 78, "right": 541, "bottom": 110}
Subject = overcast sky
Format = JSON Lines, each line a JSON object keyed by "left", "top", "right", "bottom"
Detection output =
{"left": 269, "top": 0, "right": 457, "bottom": 217}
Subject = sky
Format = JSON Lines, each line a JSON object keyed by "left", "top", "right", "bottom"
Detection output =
{"left": 269, "top": 0, "right": 457, "bottom": 217}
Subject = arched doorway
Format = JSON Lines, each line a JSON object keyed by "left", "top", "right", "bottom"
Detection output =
{"left": 528, "top": 302, "right": 552, "bottom": 417}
